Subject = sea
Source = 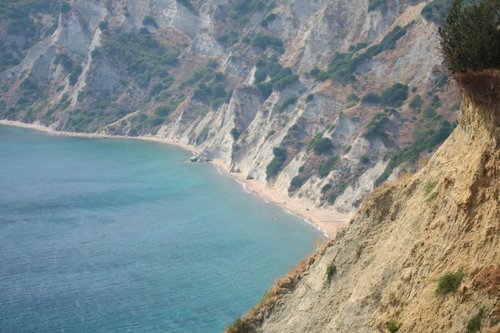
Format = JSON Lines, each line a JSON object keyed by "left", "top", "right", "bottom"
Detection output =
{"left": 0, "top": 125, "right": 321, "bottom": 332}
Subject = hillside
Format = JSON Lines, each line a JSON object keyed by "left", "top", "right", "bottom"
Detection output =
{"left": 0, "top": 0, "right": 458, "bottom": 225}
{"left": 230, "top": 69, "right": 499, "bottom": 332}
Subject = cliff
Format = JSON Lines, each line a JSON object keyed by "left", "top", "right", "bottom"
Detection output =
{"left": 0, "top": 0, "right": 458, "bottom": 225}
{"left": 234, "top": 70, "right": 499, "bottom": 332}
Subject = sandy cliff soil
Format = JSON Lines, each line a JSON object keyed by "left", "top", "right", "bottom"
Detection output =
{"left": 236, "top": 72, "right": 499, "bottom": 332}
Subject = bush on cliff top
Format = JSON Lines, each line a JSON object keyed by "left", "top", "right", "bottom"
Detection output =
{"left": 439, "top": 0, "right": 500, "bottom": 74}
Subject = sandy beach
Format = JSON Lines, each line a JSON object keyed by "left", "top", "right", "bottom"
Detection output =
{"left": 0, "top": 119, "right": 351, "bottom": 238}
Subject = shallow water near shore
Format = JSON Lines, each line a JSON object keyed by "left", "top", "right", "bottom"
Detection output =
{"left": 0, "top": 125, "right": 322, "bottom": 332}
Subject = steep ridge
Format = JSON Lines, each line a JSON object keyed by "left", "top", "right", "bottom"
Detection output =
{"left": 233, "top": 70, "right": 499, "bottom": 332}
{"left": 0, "top": 0, "right": 458, "bottom": 225}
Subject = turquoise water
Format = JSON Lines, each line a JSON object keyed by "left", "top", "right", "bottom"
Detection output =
{"left": 0, "top": 125, "right": 321, "bottom": 332}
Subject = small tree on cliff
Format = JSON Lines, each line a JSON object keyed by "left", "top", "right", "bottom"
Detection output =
{"left": 439, "top": 0, "right": 500, "bottom": 106}
{"left": 439, "top": 0, "right": 500, "bottom": 73}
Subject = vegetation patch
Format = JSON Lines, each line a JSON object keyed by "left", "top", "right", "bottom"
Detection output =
{"left": 363, "top": 112, "right": 391, "bottom": 144}
{"left": 325, "top": 26, "right": 408, "bottom": 84}
{"left": 312, "top": 138, "right": 333, "bottom": 155}
{"left": 102, "top": 29, "right": 178, "bottom": 86}
{"left": 465, "top": 308, "right": 485, "bottom": 333}
{"left": 251, "top": 33, "right": 284, "bottom": 53}
{"left": 379, "top": 83, "right": 409, "bottom": 107}
{"left": 318, "top": 157, "right": 339, "bottom": 178}
{"left": 288, "top": 175, "right": 309, "bottom": 193}
{"left": 261, "top": 13, "right": 278, "bottom": 27}
{"left": 344, "top": 93, "right": 360, "bottom": 109}
{"left": 361, "top": 92, "right": 381, "bottom": 105}
{"left": 368, "top": 0, "right": 388, "bottom": 11}
{"left": 230, "top": 128, "right": 241, "bottom": 141}
{"left": 436, "top": 270, "right": 464, "bottom": 295}
{"left": 440, "top": 0, "right": 500, "bottom": 73}
{"left": 255, "top": 56, "right": 299, "bottom": 98}
{"left": 425, "top": 191, "right": 439, "bottom": 203}
{"left": 423, "top": 181, "right": 437, "bottom": 196}
{"left": 0, "top": 0, "right": 64, "bottom": 71}
{"left": 374, "top": 94, "right": 452, "bottom": 186}
{"left": 142, "top": 15, "right": 158, "bottom": 28}
{"left": 326, "top": 262, "right": 337, "bottom": 284}
{"left": 216, "top": 30, "right": 239, "bottom": 47}
{"left": 327, "top": 182, "right": 348, "bottom": 204}
{"left": 409, "top": 94, "right": 423, "bottom": 110}
{"left": 176, "top": 0, "right": 198, "bottom": 14}
{"left": 386, "top": 321, "right": 401, "bottom": 333}
{"left": 278, "top": 96, "right": 298, "bottom": 113}
{"left": 266, "top": 147, "right": 288, "bottom": 180}
{"left": 226, "top": 318, "right": 254, "bottom": 333}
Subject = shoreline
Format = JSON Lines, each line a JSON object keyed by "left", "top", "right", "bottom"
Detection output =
{"left": 0, "top": 119, "right": 351, "bottom": 238}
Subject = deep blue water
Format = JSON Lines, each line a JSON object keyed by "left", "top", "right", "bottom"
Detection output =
{"left": 0, "top": 125, "right": 321, "bottom": 332}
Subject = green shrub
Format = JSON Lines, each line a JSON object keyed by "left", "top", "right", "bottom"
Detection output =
{"left": 423, "top": 181, "right": 437, "bottom": 196}
{"left": 409, "top": 94, "right": 423, "bottom": 110}
{"left": 436, "top": 270, "right": 464, "bottom": 295}
{"left": 327, "top": 182, "right": 348, "bottom": 204}
{"left": 313, "top": 138, "right": 333, "bottom": 155}
{"left": 233, "top": 0, "right": 264, "bottom": 15}
{"left": 386, "top": 321, "right": 401, "bottom": 333}
{"left": 321, "top": 183, "right": 332, "bottom": 193}
{"left": 98, "top": 21, "right": 108, "bottom": 31}
{"left": 306, "top": 94, "right": 314, "bottom": 103}
{"left": 326, "top": 262, "right": 337, "bottom": 284}
{"left": 361, "top": 93, "right": 381, "bottom": 105}
{"left": 328, "top": 51, "right": 358, "bottom": 84}
{"left": 176, "top": 0, "right": 197, "bottom": 14}
{"left": 344, "top": 93, "right": 359, "bottom": 109}
{"left": 363, "top": 112, "right": 390, "bottom": 143}
{"left": 439, "top": 0, "right": 500, "bottom": 73}
{"left": 230, "top": 128, "right": 240, "bottom": 140}
{"left": 465, "top": 309, "right": 485, "bottom": 333}
{"left": 279, "top": 96, "right": 298, "bottom": 112}
{"left": 379, "top": 83, "right": 409, "bottom": 107}
{"left": 142, "top": 15, "right": 158, "bottom": 28}
{"left": 257, "top": 83, "right": 273, "bottom": 99}
{"left": 254, "top": 56, "right": 299, "bottom": 94}
{"left": 54, "top": 53, "right": 73, "bottom": 70}
{"left": 261, "top": 13, "right": 278, "bottom": 27}
{"left": 347, "top": 93, "right": 360, "bottom": 103}
{"left": 318, "top": 157, "right": 339, "bottom": 178}
{"left": 251, "top": 33, "right": 284, "bottom": 53}
{"left": 288, "top": 175, "right": 308, "bottom": 192}
{"left": 310, "top": 67, "right": 330, "bottom": 81}
{"left": 266, "top": 147, "right": 288, "bottom": 180}
{"left": 155, "top": 105, "right": 173, "bottom": 117}
{"left": 68, "top": 65, "right": 82, "bottom": 85}
{"left": 421, "top": 0, "right": 451, "bottom": 24}
{"left": 368, "top": 0, "right": 387, "bottom": 11}
{"left": 254, "top": 67, "right": 267, "bottom": 83}
{"left": 60, "top": 2, "right": 70, "bottom": 13}
{"left": 217, "top": 30, "right": 239, "bottom": 47}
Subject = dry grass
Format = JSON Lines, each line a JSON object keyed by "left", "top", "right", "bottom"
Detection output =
{"left": 454, "top": 69, "right": 500, "bottom": 108}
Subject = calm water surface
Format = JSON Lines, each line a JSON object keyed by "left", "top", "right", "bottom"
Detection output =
{"left": 0, "top": 125, "right": 321, "bottom": 332}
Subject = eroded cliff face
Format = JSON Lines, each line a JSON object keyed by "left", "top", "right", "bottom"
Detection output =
{"left": 241, "top": 74, "right": 499, "bottom": 332}
{"left": 0, "top": 0, "right": 457, "bottom": 219}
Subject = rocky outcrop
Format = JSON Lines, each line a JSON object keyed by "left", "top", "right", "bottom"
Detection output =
{"left": 0, "top": 0, "right": 457, "bottom": 221}
{"left": 241, "top": 70, "right": 499, "bottom": 332}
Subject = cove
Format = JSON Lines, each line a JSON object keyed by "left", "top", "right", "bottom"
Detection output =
{"left": 0, "top": 125, "right": 322, "bottom": 332}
